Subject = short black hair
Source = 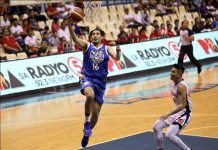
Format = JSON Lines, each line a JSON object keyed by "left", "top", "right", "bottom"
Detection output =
{"left": 173, "top": 64, "right": 185, "bottom": 74}
{"left": 89, "top": 27, "right": 105, "bottom": 37}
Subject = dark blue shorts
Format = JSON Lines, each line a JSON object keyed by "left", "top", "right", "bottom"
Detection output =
{"left": 80, "top": 77, "right": 106, "bottom": 104}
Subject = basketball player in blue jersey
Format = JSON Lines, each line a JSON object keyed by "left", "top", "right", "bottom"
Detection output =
{"left": 153, "top": 64, "right": 193, "bottom": 150}
{"left": 67, "top": 19, "right": 121, "bottom": 147}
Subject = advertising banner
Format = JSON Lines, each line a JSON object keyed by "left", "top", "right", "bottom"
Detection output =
{"left": 1, "top": 31, "right": 217, "bottom": 96}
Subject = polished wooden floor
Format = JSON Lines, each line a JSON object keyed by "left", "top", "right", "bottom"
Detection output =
{"left": 1, "top": 64, "right": 218, "bottom": 150}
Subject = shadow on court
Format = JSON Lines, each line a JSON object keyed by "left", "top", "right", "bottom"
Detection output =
{"left": 80, "top": 131, "right": 218, "bottom": 150}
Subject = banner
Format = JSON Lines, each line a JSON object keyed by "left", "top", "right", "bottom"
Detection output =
{"left": 9, "top": 0, "right": 73, "bottom": 6}
{"left": 0, "top": 31, "right": 218, "bottom": 96}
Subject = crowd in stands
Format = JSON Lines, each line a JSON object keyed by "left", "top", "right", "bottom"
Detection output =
{"left": 0, "top": 0, "right": 218, "bottom": 61}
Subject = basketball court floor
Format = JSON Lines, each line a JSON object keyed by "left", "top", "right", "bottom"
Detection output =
{"left": 1, "top": 61, "right": 218, "bottom": 150}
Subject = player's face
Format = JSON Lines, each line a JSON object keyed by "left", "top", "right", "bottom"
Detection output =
{"left": 91, "top": 30, "right": 102, "bottom": 43}
{"left": 170, "top": 67, "right": 180, "bottom": 81}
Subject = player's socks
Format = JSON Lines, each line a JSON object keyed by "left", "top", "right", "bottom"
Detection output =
{"left": 85, "top": 113, "right": 90, "bottom": 122}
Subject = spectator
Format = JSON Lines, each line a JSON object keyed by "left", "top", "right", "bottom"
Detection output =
{"left": 52, "top": 17, "right": 61, "bottom": 33}
{"left": 150, "top": 25, "right": 160, "bottom": 39}
{"left": 10, "top": 18, "right": 25, "bottom": 48}
{"left": 46, "top": 3, "right": 58, "bottom": 19}
{"left": 141, "top": 7, "right": 151, "bottom": 26}
{"left": 202, "top": 17, "right": 213, "bottom": 32}
{"left": 65, "top": 2, "right": 75, "bottom": 11}
{"left": 192, "top": 17, "right": 202, "bottom": 33}
{"left": 10, "top": 18, "right": 24, "bottom": 36}
{"left": 128, "top": 26, "right": 140, "bottom": 43}
{"left": 186, "top": 0, "right": 198, "bottom": 12}
{"left": 28, "top": 10, "right": 43, "bottom": 31}
{"left": 214, "top": 0, "right": 218, "bottom": 8}
{"left": 42, "top": 31, "right": 50, "bottom": 45}
{"left": 0, "top": 5, "right": 7, "bottom": 16}
{"left": 56, "top": 2, "right": 68, "bottom": 19}
{"left": 1, "top": 28, "right": 23, "bottom": 54}
{"left": 0, "top": 14, "right": 10, "bottom": 28}
{"left": 156, "top": 0, "right": 175, "bottom": 16}
{"left": 160, "top": 23, "right": 168, "bottom": 38}
{"left": 148, "top": 0, "right": 157, "bottom": 9}
{"left": 57, "top": 21, "right": 70, "bottom": 42}
{"left": 198, "top": 20, "right": 206, "bottom": 32}
{"left": 139, "top": 26, "right": 148, "bottom": 41}
{"left": 50, "top": 31, "right": 60, "bottom": 47}
{"left": 151, "top": 19, "right": 159, "bottom": 32}
{"left": 117, "top": 25, "right": 127, "bottom": 38}
{"left": 123, "top": 8, "right": 135, "bottom": 28}
{"left": 156, "top": 0, "right": 168, "bottom": 16}
{"left": 131, "top": 6, "right": 143, "bottom": 26}
{"left": 38, "top": 41, "right": 50, "bottom": 56}
{"left": 166, "top": 20, "right": 171, "bottom": 26}
{"left": 194, "top": 0, "right": 203, "bottom": 8}
{"left": 116, "top": 31, "right": 129, "bottom": 45}
{"left": 24, "top": 29, "right": 40, "bottom": 57}
{"left": 167, "top": 23, "right": 176, "bottom": 37}
{"left": 174, "top": 19, "right": 180, "bottom": 35}
{"left": 211, "top": 14, "right": 218, "bottom": 30}
{"left": 206, "top": 1, "right": 216, "bottom": 17}
{"left": 22, "top": 19, "right": 30, "bottom": 33}
{"left": 199, "top": 2, "right": 211, "bottom": 18}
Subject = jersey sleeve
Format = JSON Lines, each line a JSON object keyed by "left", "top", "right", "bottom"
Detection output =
{"left": 188, "top": 29, "right": 194, "bottom": 36}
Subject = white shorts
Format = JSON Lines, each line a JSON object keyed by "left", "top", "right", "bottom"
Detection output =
{"left": 164, "top": 112, "right": 192, "bottom": 129}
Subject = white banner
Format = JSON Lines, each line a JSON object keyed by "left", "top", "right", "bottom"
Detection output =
{"left": 0, "top": 31, "right": 218, "bottom": 96}
{"left": 9, "top": 0, "right": 73, "bottom": 6}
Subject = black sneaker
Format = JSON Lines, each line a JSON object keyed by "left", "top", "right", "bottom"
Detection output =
{"left": 81, "top": 135, "right": 89, "bottom": 147}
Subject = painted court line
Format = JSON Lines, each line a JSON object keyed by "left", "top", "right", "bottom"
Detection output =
{"left": 77, "top": 130, "right": 151, "bottom": 149}
{"left": 1, "top": 114, "right": 218, "bottom": 127}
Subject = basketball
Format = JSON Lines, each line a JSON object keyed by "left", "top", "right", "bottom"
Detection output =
{"left": 68, "top": 7, "right": 85, "bottom": 22}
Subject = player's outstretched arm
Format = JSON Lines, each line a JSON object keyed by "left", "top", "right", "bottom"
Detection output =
{"left": 67, "top": 18, "right": 89, "bottom": 52}
{"left": 160, "top": 84, "right": 187, "bottom": 120}
{"left": 107, "top": 46, "right": 121, "bottom": 61}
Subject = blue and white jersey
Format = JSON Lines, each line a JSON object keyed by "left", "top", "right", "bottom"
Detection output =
{"left": 81, "top": 43, "right": 109, "bottom": 79}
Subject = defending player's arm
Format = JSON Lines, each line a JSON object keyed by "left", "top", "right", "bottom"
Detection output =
{"left": 160, "top": 85, "right": 187, "bottom": 120}
{"left": 67, "top": 19, "right": 88, "bottom": 51}
{"left": 107, "top": 46, "right": 121, "bottom": 61}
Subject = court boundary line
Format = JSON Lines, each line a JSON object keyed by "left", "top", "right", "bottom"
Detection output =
{"left": 76, "top": 130, "right": 150, "bottom": 149}
{"left": 2, "top": 114, "right": 218, "bottom": 127}
{"left": 76, "top": 128, "right": 218, "bottom": 149}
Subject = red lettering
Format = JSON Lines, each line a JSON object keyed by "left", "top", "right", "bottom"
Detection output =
{"left": 108, "top": 57, "right": 122, "bottom": 72}
{"left": 197, "top": 39, "right": 210, "bottom": 54}
{"left": 204, "top": 39, "right": 218, "bottom": 53}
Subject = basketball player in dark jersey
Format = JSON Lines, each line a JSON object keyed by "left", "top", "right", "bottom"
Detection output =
{"left": 67, "top": 19, "right": 121, "bottom": 147}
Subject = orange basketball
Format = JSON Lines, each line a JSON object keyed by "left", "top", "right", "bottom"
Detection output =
{"left": 69, "top": 7, "right": 85, "bottom": 22}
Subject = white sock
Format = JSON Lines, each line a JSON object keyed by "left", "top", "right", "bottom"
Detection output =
{"left": 85, "top": 113, "right": 90, "bottom": 122}
{"left": 186, "top": 147, "right": 191, "bottom": 150}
